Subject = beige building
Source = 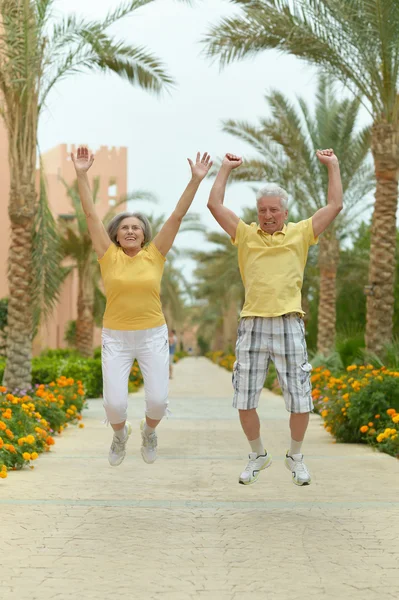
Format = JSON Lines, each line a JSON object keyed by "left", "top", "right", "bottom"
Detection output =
{"left": 0, "top": 131, "right": 127, "bottom": 354}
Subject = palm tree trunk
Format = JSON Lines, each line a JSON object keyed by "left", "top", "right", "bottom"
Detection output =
{"left": 317, "top": 233, "right": 339, "bottom": 356}
{"left": 3, "top": 208, "right": 35, "bottom": 390}
{"left": 76, "top": 262, "right": 95, "bottom": 357}
{"left": 366, "top": 122, "right": 399, "bottom": 354}
{"left": 3, "top": 109, "right": 38, "bottom": 390}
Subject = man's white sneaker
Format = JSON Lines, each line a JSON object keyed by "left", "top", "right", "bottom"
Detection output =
{"left": 239, "top": 451, "right": 272, "bottom": 485}
{"left": 140, "top": 419, "right": 158, "bottom": 464}
{"left": 285, "top": 452, "right": 311, "bottom": 486}
{"left": 108, "top": 422, "right": 132, "bottom": 467}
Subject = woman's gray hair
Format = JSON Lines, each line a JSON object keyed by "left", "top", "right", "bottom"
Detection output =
{"left": 107, "top": 211, "right": 152, "bottom": 247}
{"left": 256, "top": 184, "right": 289, "bottom": 211}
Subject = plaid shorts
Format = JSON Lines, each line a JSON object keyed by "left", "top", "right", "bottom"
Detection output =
{"left": 232, "top": 315, "right": 314, "bottom": 414}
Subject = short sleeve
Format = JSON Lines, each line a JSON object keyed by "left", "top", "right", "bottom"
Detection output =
{"left": 303, "top": 218, "right": 319, "bottom": 246}
{"left": 97, "top": 243, "right": 117, "bottom": 266}
{"left": 146, "top": 242, "right": 166, "bottom": 264}
{"left": 231, "top": 219, "right": 250, "bottom": 247}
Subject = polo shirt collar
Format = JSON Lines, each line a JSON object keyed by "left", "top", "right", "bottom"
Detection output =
{"left": 257, "top": 223, "right": 287, "bottom": 236}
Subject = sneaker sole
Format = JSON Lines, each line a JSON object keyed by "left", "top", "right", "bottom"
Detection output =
{"left": 140, "top": 419, "right": 157, "bottom": 464}
{"left": 239, "top": 455, "right": 272, "bottom": 485}
{"left": 108, "top": 422, "right": 132, "bottom": 467}
{"left": 284, "top": 457, "right": 311, "bottom": 486}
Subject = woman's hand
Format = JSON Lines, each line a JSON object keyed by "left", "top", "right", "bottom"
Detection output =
{"left": 71, "top": 146, "right": 94, "bottom": 174}
{"left": 187, "top": 152, "right": 213, "bottom": 182}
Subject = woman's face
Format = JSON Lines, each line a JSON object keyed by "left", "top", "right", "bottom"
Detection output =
{"left": 116, "top": 217, "right": 145, "bottom": 252}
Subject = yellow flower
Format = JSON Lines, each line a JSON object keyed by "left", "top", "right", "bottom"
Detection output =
{"left": 22, "top": 452, "right": 31, "bottom": 461}
{"left": 78, "top": 423, "right": 85, "bottom": 428}
{"left": 321, "top": 410, "right": 328, "bottom": 418}
{"left": 31, "top": 452, "right": 38, "bottom": 460}
{"left": 25, "top": 435, "right": 35, "bottom": 445}
{"left": 392, "top": 415, "right": 399, "bottom": 424}
{"left": 0, "top": 471, "right": 7, "bottom": 479}
{"left": 347, "top": 365, "right": 357, "bottom": 372}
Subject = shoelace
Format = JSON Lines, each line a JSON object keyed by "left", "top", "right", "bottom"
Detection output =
{"left": 292, "top": 457, "right": 309, "bottom": 477}
{"left": 111, "top": 435, "right": 127, "bottom": 453}
{"left": 243, "top": 457, "right": 258, "bottom": 474}
{"left": 143, "top": 431, "right": 157, "bottom": 450}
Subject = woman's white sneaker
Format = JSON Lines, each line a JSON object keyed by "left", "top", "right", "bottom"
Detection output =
{"left": 140, "top": 419, "right": 158, "bottom": 464}
{"left": 108, "top": 422, "right": 132, "bottom": 467}
{"left": 285, "top": 452, "right": 311, "bottom": 486}
{"left": 239, "top": 451, "right": 272, "bottom": 485}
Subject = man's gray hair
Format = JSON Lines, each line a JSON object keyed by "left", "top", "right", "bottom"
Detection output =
{"left": 256, "top": 183, "right": 289, "bottom": 210}
{"left": 107, "top": 211, "right": 152, "bottom": 247}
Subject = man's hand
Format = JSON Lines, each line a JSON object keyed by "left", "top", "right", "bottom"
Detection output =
{"left": 188, "top": 152, "right": 213, "bottom": 182}
{"left": 316, "top": 148, "right": 338, "bottom": 166}
{"left": 71, "top": 146, "right": 94, "bottom": 174}
{"left": 222, "top": 153, "right": 243, "bottom": 170}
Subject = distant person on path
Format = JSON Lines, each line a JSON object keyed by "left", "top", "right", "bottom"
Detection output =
{"left": 168, "top": 329, "right": 178, "bottom": 379}
{"left": 72, "top": 147, "right": 212, "bottom": 467}
{"left": 208, "top": 150, "right": 342, "bottom": 486}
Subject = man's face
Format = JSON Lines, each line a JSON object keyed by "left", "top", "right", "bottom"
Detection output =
{"left": 257, "top": 196, "right": 288, "bottom": 234}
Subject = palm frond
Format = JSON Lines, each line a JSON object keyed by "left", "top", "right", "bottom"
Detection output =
{"left": 204, "top": 0, "right": 399, "bottom": 118}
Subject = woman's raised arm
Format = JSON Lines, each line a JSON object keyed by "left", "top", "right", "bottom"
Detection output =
{"left": 153, "top": 152, "right": 212, "bottom": 256}
{"left": 71, "top": 146, "right": 111, "bottom": 259}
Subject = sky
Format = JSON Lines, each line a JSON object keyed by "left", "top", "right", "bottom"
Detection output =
{"left": 39, "top": 0, "right": 372, "bottom": 280}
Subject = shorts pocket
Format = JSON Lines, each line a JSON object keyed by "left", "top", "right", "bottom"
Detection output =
{"left": 232, "top": 360, "right": 240, "bottom": 391}
{"left": 299, "top": 362, "right": 312, "bottom": 390}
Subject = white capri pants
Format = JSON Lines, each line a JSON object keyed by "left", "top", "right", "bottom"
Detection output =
{"left": 101, "top": 325, "right": 169, "bottom": 424}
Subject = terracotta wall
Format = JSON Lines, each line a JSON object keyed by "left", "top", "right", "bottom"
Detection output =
{"left": 0, "top": 135, "right": 127, "bottom": 355}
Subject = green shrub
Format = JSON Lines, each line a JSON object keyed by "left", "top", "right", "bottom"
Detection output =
{"left": 314, "top": 365, "right": 399, "bottom": 458}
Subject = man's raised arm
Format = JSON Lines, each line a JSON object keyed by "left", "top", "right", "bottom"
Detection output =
{"left": 312, "top": 149, "right": 343, "bottom": 238}
{"left": 207, "top": 153, "right": 242, "bottom": 239}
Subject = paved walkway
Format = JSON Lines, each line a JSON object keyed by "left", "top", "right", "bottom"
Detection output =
{"left": 1, "top": 357, "right": 399, "bottom": 600}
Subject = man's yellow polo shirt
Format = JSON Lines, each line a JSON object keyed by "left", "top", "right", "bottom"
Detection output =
{"left": 232, "top": 218, "right": 318, "bottom": 318}
{"left": 98, "top": 242, "right": 166, "bottom": 330}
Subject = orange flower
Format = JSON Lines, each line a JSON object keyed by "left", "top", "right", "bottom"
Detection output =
{"left": 387, "top": 408, "right": 396, "bottom": 416}
{"left": 360, "top": 425, "right": 369, "bottom": 433}
{"left": 46, "top": 436, "right": 55, "bottom": 446}
{"left": 368, "top": 422, "right": 374, "bottom": 427}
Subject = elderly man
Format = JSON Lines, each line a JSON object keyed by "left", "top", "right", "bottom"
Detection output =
{"left": 207, "top": 150, "right": 342, "bottom": 486}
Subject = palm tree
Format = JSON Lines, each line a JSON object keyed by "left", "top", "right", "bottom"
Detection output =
{"left": 60, "top": 179, "right": 157, "bottom": 357}
{"left": 221, "top": 76, "right": 373, "bottom": 354}
{"left": 0, "top": 0, "right": 188, "bottom": 389}
{"left": 204, "top": 0, "right": 399, "bottom": 354}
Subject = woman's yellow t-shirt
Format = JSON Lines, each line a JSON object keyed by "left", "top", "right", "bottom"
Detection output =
{"left": 98, "top": 242, "right": 166, "bottom": 330}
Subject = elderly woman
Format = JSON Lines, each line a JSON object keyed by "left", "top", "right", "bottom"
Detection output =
{"left": 72, "top": 146, "right": 212, "bottom": 466}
